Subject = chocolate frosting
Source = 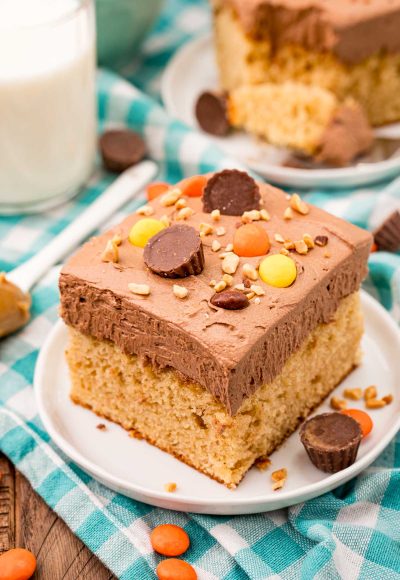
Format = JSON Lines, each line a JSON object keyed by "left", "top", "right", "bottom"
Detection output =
{"left": 60, "top": 179, "right": 372, "bottom": 415}
{"left": 219, "top": 0, "right": 400, "bottom": 64}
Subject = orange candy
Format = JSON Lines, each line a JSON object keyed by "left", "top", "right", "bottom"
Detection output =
{"left": 233, "top": 223, "right": 270, "bottom": 257}
{"left": 0, "top": 548, "right": 37, "bottom": 580}
{"left": 156, "top": 559, "right": 197, "bottom": 580}
{"left": 151, "top": 524, "right": 190, "bottom": 557}
{"left": 341, "top": 409, "right": 374, "bottom": 437}
{"left": 147, "top": 182, "right": 170, "bottom": 201}
{"left": 370, "top": 243, "right": 378, "bottom": 253}
{"left": 178, "top": 175, "right": 208, "bottom": 198}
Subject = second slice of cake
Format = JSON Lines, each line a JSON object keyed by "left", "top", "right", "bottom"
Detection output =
{"left": 60, "top": 170, "right": 372, "bottom": 488}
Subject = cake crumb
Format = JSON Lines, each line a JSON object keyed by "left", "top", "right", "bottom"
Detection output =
{"left": 343, "top": 388, "right": 363, "bottom": 401}
{"left": 290, "top": 194, "right": 309, "bottom": 215}
{"left": 271, "top": 468, "right": 287, "bottom": 491}
{"left": 382, "top": 394, "right": 393, "bottom": 405}
{"left": 255, "top": 457, "right": 271, "bottom": 471}
{"left": 364, "top": 385, "right": 377, "bottom": 400}
{"left": 96, "top": 423, "right": 107, "bottom": 431}
{"left": 330, "top": 396, "right": 347, "bottom": 410}
{"left": 315, "top": 235, "right": 329, "bottom": 247}
{"left": 366, "top": 398, "right": 387, "bottom": 409}
{"left": 128, "top": 283, "right": 151, "bottom": 296}
{"left": 164, "top": 482, "right": 177, "bottom": 493}
{"left": 173, "top": 285, "right": 189, "bottom": 299}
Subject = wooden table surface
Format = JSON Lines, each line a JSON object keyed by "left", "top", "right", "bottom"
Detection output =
{"left": 0, "top": 453, "right": 116, "bottom": 579}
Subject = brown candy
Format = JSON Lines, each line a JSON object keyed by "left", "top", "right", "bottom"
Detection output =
{"left": 195, "top": 91, "right": 230, "bottom": 137}
{"left": 315, "top": 235, "right": 329, "bottom": 247}
{"left": 143, "top": 224, "right": 204, "bottom": 278}
{"left": 203, "top": 170, "right": 261, "bottom": 216}
{"left": 100, "top": 129, "right": 146, "bottom": 173}
{"left": 210, "top": 289, "right": 249, "bottom": 310}
{"left": 373, "top": 210, "right": 400, "bottom": 252}
{"left": 300, "top": 412, "right": 362, "bottom": 473}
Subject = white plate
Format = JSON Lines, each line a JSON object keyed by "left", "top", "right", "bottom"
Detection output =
{"left": 161, "top": 35, "right": 400, "bottom": 189}
{"left": 34, "top": 291, "right": 400, "bottom": 515}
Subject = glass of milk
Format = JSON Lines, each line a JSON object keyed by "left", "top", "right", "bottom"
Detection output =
{"left": 0, "top": 0, "right": 97, "bottom": 214}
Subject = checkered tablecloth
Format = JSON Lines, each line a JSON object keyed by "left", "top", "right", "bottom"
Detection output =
{"left": 1, "top": 1, "right": 400, "bottom": 578}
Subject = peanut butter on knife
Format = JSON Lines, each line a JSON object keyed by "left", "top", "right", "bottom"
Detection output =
{"left": 0, "top": 273, "right": 31, "bottom": 338}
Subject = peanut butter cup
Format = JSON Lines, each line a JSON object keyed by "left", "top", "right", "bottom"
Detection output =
{"left": 195, "top": 91, "right": 230, "bottom": 136}
{"left": 373, "top": 210, "right": 400, "bottom": 252}
{"left": 202, "top": 169, "right": 260, "bottom": 216}
{"left": 100, "top": 129, "right": 146, "bottom": 173}
{"left": 143, "top": 224, "right": 204, "bottom": 278}
{"left": 300, "top": 412, "right": 362, "bottom": 473}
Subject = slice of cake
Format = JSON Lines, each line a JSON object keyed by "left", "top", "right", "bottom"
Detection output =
{"left": 209, "top": 0, "right": 400, "bottom": 158}
{"left": 59, "top": 170, "right": 372, "bottom": 488}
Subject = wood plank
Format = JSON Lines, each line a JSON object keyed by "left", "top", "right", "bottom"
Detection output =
{"left": 1, "top": 454, "right": 116, "bottom": 579}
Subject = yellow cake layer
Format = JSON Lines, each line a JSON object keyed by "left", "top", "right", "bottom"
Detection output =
{"left": 213, "top": 4, "right": 400, "bottom": 126}
{"left": 67, "top": 292, "right": 364, "bottom": 488}
{"left": 228, "top": 82, "right": 339, "bottom": 153}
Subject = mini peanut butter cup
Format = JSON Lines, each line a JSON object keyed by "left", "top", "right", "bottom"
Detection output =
{"left": 300, "top": 412, "right": 362, "bottom": 473}
{"left": 373, "top": 210, "right": 400, "bottom": 252}
{"left": 203, "top": 169, "right": 261, "bottom": 216}
{"left": 100, "top": 129, "right": 146, "bottom": 173}
{"left": 195, "top": 91, "right": 230, "bottom": 136}
{"left": 143, "top": 224, "right": 204, "bottom": 278}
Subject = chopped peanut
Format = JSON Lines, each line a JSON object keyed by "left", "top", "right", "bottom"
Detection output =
{"left": 216, "top": 226, "right": 226, "bottom": 236}
{"left": 199, "top": 223, "right": 214, "bottom": 236}
{"left": 382, "top": 394, "right": 393, "bottom": 405}
{"left": 222, "top": 274, "right": 234, "bottom": 286}
{"left": 294, "top": 240, "right": 308, "bottom": 255}
{"left": 128, "top": 283, "right": 151, "bottom": 296}
{"left": 211, "top": 209, "right": 221, "bottom": 221}
{"left": 242, "top": 263, "right": 258, "bottom": 281}
{"left": 225, "top": 243, "right": 234, "bottom": 252}
{"left": 274, "top": 233, "right": 285, "bottom": 244}
{"left": 176, "top": 207, "right": 194, "bottom": 220}
{"left": 290, "top": 193, "right": 309, "bottom": 215}
{"left": 242, "top": 210, "right": 261, "bottom": 223}
{"left": 175, "top": 198, "right": 187, "bottom": 209}
{"left": 284, "top": 207, "right": 293, "bottom": 220}
{"left": 250, "top": 284, "right": 265, "bottom": 296}
{"left": 222, "top": 253, "right": 240, "bottom": 274}
{"left": 260, "top": 209, "right": 271, "bottom": 222}
{"left": 212, "top": 240, "right": 221, "bottom": 252}
{"left": 101, "top": 239, "right": 119, "bottom": 263}
{"left": 214, "top": 280, "right": 227, "bottom": 292}
{"left": 303, "top": 234, "right": 315, "bottom": 249}
{"left": 280, "top": 248, "right": 290, "bottom": 256}
{"left": 136, "top": 204, "right": 155, "bottom": 216}
{"left": 173, "top": 285, "right": 189, "bottom": 299}
{"left": 160, "top": 215, "right": 171, "bottom": 227}
{"left": 160, "top": 187, "right": 182, "bottom": 206}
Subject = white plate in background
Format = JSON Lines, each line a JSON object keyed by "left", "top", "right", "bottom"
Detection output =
{"left": 35, "top": 291, "right": 400, "bottom": 515}
{"left": 161, "top": 35, "right": 400, "bottom": 190}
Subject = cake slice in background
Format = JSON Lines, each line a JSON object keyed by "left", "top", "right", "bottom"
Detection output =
{"left": 59, "top": 170, "right": 372, "bottom": 488}
{"left": 209, "top": 0, "right": 400, "bottom": 160}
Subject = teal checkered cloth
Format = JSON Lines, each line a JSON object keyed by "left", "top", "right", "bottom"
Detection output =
{"left": 1, "top": 1, "right": 400, "bottom": 578}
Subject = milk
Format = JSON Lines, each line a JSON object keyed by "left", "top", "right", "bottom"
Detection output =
{"left": 0, "top": 0, "right": 96, "bottom": 212}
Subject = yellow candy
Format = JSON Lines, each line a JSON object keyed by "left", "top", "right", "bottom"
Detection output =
{"left": 128, "top": 218, "right": 166, "bottom": 248}
{"left": 259, "top": 254, "right": 297, "bottom": 288}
